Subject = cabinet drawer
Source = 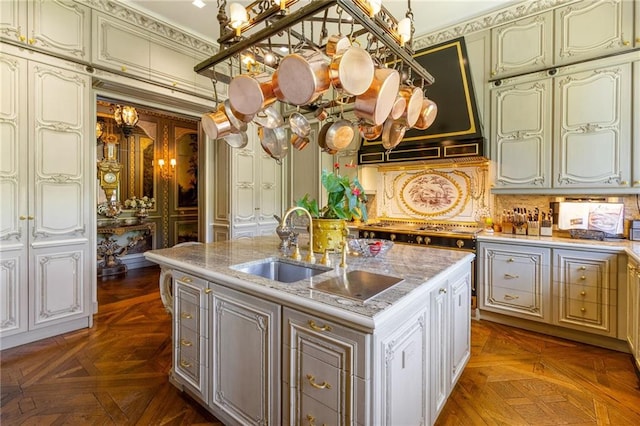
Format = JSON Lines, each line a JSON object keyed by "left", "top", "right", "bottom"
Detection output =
{"left": 299, "top": 350, "right": 341, "bottom": 411}
{"left": 177, "top": 299, "right": 200, "bottom": 332}
{"left": 298, "top": 393, "right": 340, "bottom": 426}
{"left": 176, "top": 325, "right": 200, "bottom": 360}
{"left": 283, "top": 308, "right": 368, "bottom": 379}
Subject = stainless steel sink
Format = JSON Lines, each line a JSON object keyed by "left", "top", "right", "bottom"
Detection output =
{"left": 231, "top": 258, "right": 331, "bottom": 283}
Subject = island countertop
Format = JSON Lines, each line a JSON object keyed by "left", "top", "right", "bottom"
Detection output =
{"left": 144, "top": 236, "right": 474, "bottom": 330}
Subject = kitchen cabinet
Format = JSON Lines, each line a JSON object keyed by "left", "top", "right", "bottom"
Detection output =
{"left": 229, "top": 124, "right": 283, "bottom": 239}
{"left": 478, "top": 242, "right": 552, "bottom": 322}
{"left": 633, "top": 59, "right": 640, "bottom": 188}
{"left": 490, "top": 0, "right": 635, "bottom": 79}
{"left": 0, "top": 49, "right": 94, "bottom": 349}
{"left": 553, "top": 0, "right": 634, "bottom": 66}
{"left": 91, "top": 10, "right": 215, "bottom": 96}
{"left": 626, "top": 258, "right": 639, "bottom": 367}
{"left": 173, "top": 272, "right": 209, "bottom": 402}
{"left": 429, "top": 270, "right": 472, "bottom": 422}
{"left": 283, "top": 307, "right": 367, "bottom": 425}
{"left": 0, "top": 0, "right": 90, "bottom": 62}
{"left": 490, "top": 71, "right": 553, "bottom": 188}
{"left": 465, "top": 29, "right": 491, "bottom": 150}
{"left": 554, "top": 249, "right": 618, "bottom": 337}
{"left": 490, "top": 11, "right": 553, "bottom": 79}
{"left": 491, "top": 52, "right": 635, "bottom": 192}
{"left": 210, "top": 283, "right": 281, "bottom": 425}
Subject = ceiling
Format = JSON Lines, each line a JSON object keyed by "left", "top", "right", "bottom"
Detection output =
{"left": 122, "top": 0, "right": 524, "bottom": 44}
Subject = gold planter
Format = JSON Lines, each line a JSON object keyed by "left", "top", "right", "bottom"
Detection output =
{"left": 312, "top": 218, "right": 347, "bottom": 253}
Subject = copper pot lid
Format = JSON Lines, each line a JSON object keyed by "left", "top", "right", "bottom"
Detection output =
{"left": 201, "top": 107, "right": 232, "bottom": 140}
{"left": 400, "top": 86, "right": 424, "bottom": 128}
{"left": 252, "top": 105, "right": 284, "bottom": 129}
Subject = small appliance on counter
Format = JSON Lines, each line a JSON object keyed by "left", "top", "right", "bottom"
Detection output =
{"left": 556, "top": 199, "right": 625, "bottom": 240}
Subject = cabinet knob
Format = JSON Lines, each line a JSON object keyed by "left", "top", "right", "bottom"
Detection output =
{"left": 19, "top": 215, "right": 27, "bottom": 220}
{"left": 623, "top": 40, "right": 630, "bottom": 46}
{"left": 580, "top": 275, "right": 586, "bottom": 280}
{"left": 507, "top": 258, "right": 514, "bottom": 263}
{"left": 425, "top": 237, "right": 431, "bottom": 245}
{"left": 491, "top": 70, "right": 496, "bottom": 77}
{"left": 19, "top": 34, "right": 26, "bottom": 42}
{"left": 308, "top": 320, "right": 332, "bottom": 332}
{"left": 390, "top": 234, "right": 396, "bottom": 241}
{"left": 580, "top": 307, "right": 586, "bottom": 313}
{"left": 620, "top": 181, "right": 628, "bottom": 186}
{"left": 180, "top": 339, "right": 192, "bottom": 347}
{"left": 179, "top": 359, "right": 192, "bottom": 368}
{"left": 28, "top": 38, "right": 35, "bottom": 45}
{"left": 579, "top": 266, "right": 586, "bottom": 270}
{"left": 580, "top": 291, "right": 586, "bottom": 296}
{"left": 306, "top": 374, "right": 331, "bottom": 390}
{"left": 180, "top": 312, "right": 193, "bottom": 319}
{"left": 369, "top": 232, "right": 375, "bottom": 238}
{"left": 121, "top": 65, "right": 127, "bottom": 72}
{"left": 28, "top": 215, "right": 34, "bottom": 220}
{"left": 416, "top": 236, "right": 423, "bottom": 244}
{"left": 456, "top": 240, "right": 464, "bottom": 248}
{"left": 633, "top": 181, "right": 640, "bottom": 185}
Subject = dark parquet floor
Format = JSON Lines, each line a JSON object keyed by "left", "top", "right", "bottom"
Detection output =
{"left": 2, "top": 266, "right": 640, "bottom": 425}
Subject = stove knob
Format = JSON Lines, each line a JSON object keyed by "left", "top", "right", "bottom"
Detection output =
{"left": 369, "top": 232, "right": 375, "bottom": 239}
{"left": 425, "top": 237, "right": 431, "bottom": 245}
{"left": 390, "top": 234, "right": 396, "bottom": 241}
{"left": 456, "top": 240, "right": 464, "bottom": 248}
{"left": 416, "top": 236, "right": 423, "bottom": 244}
{"left": 363, "top": 231, "right": 369, "bottom": 238}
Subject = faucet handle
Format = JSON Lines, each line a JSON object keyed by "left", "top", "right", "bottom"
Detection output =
{"left": 339, "top": 241, "right": 347, "bottom": 268}
{"left": 319, "top": 249, "right": 332, "bottom": 267}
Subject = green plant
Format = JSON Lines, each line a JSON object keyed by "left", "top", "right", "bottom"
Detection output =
{"left": 296, "top": 169, "right": 368, "bottom": 221}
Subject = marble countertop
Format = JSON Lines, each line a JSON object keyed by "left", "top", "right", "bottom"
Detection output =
{"left": 477, "top": 231, "right": 640, "bottom": 263}
{"left": 144, "top": 236, "right": 473, "bottom": 329}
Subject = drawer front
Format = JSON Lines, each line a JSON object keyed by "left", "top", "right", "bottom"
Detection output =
{"left": 298, "top": 393, "right": 340, "bottom": 426}
{"left": 177, "top": 298, "right": 200, "bottom": 333}
{"left": 283, "top": 307, "right": 368, "bottom": 379}
{"left": 479, "top": 243, "right": 551, "bottom": 322}
{"left": 176, "top": 325, "right": 199, "bottom": 361}
{"left": 299, "top": 350, "right": 342, "bottom": 411}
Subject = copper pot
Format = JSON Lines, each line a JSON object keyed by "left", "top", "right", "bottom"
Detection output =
{"left": 398, "top": 85, "right": 423, "bottom": 128}
{"left": 329, "top": 46, "right": 374, "bottom": 96}
{"left": 325, "top": 119, "right": 355, "bottom": 151}
{"left": 359, "top": 122, "right": 383, "bottom": 140}
{"left": 223, "top": 99, "right": 248, "bottom": 133}
{"left": 325, "top": 34, "right": 351, "bottom": 57}
{"left": 354, "top": 68, "right": 400, "bottom": 126}
{"left": 229, "top": 72, "right": 276, "bottom": 116}
{"left": 381, "top": 117, "right": 406, "bottom": 150}
{"left": 317, "top": 120, "right": 338, "bottom": 154}
{"left": 272, "top": 51, "right": 330, "bottom": 106}
{"left": 201, "top": 106, "right": 233, "bottom": 140}
{"left": 413, "top": 98, "right": 438, "bottom": 130}
{"left": 290, "top": 133, "right": 310, "bottom": 150}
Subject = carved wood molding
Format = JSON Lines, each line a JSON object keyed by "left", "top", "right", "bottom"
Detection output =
{"left": 84, "top": 0, "right": 217, "bottom": 56}
{"left": 414, "top": 0, "right": 578, "bottom": 48}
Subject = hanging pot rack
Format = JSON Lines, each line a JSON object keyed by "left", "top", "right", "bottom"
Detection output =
{"left": 194, "top": 0, "right": 434, "bottom": 87}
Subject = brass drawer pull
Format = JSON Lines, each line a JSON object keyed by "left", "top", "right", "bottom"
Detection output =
{"left": 308, "top": 320, "right": 332, "bottom": 332}
{"left": 580, "top": 275, "right": 586, "bottom": 280}
{"left": 180, "top": 339, "right": 192, "bottom": 347}
{"left": 579, "top": 266, "right": 586, "bottom": 270}
{"left": 204, "top": 288, "right": 213, "bottom": 294}
{"left": 181, "top": 312, "right": 193, "bottom": 319}
{"left": 181, "top": 276, "right": 192, "bottom": 283}
{"left": 503, "top": 294, "right": 519, "bottom": 301}
{"left": 580, "top": 307, "right": 586, "bottom": 313}
{"left": 504, "top": 273, "right": 519, "bottom": 279}
{"left": 507, "top": 258, "right": 514, "bottom": 262}
{"left": 306, "top": 374, "right": 331, "bottom": 390}
{"left": 580, "top": 291, "right": 586, "bottom": 297}
{"left": 179, "top": 359, "right": 192, "bottom": 368}
{"left": 439, "top": 288, "right": 447, "bottom": 294}
{"left": 306, "top": 414, "right": 327, "bottom": 426}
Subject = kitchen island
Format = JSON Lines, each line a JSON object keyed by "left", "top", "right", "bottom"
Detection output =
{"left": 145, "top": 236, "right": 474, "bottom": 425}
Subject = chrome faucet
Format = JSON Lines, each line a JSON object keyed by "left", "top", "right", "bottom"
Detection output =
{"left": 280, "top": 206, "right": 316, "bottom": 264}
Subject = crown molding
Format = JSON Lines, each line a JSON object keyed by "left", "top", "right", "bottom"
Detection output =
{"left": 413, "top": 0, "right": 579, "bottom": 49}
{"left": 83, "top": 0, "right": 218, "bottom": 56}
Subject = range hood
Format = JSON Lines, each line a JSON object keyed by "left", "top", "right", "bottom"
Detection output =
{"left": 358, "top": 37, "right": 485, "bottom": 164}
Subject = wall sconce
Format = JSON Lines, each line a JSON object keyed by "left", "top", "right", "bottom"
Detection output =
{"left": 158, "top": 157, "right": 176, "bottom": 179}
{"left": 113, "top": 104, "right": 139, "bottom": 138}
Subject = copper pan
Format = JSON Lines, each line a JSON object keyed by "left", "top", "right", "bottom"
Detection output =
{"left": 272, "top": 51, "right": 330, "bottom": 106}
{"left": 229, "top": 72, "right": 276, "bottom": 116}
{"left": 381, "top": 117, "right": 406, "bottom": 151}
{"left": 258, "top": 126, "right": 289, "bottom": 163}
{"left": 329, "top": 46, "right": 374, "bottom": 96}
{"left": 325, "top": 33, "right": 351, "bottom": 57}
{"left": 201, "top": 105, "right": 233, "bottom": 140}
{"left": 354, "top": 68, "right": 400, "bottom": 126}
{"left": 317, "top": 120, "right": 338, "bottom": 154}
{"left": 325, "top": 119, "right": 355, "bottom": 151}
{"left": 413, "top": 98, "right": 438, "bottom": 130}
{"left": 398, "top": 85, "right": 423, "bottom": 128}
{"left": 359, "top": 122, "right": 383, "bottom": 140}
{"left": 223, "top": 100, "right": 248, "bottom": 133}
{"left": 390, "top": 96, "right": 407, "bottom": 120}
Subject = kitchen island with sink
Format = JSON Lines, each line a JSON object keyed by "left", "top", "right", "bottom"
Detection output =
{"left": 145, "top": 236, "right": 474, "bottom": 425}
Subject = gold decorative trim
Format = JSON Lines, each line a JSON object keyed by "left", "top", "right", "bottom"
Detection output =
{"left": 162, "top": 124, "right": 170, "bottom": 247}
{"left": 398, "top": 170, "right": 470, "bottom": 217}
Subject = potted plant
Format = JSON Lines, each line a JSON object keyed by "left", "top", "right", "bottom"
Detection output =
{"left": 296, "top": 167, "right": 368, "bottom": 252}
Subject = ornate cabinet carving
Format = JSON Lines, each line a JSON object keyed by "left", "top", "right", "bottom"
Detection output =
{"left": 0, "top": 50, "right": 93, "bottom": 348}
{"left": 553, "top": 56, "right": 632, "bottom": 188}
{"left": 491, "top": 11, "right": 553, "bottom": 79}
{"left": 0, "top": 0, "right": 90, "bottom": 61}
{"left": 554, "top": 0, "right": 634, "bottom": 65}
{"left": 479, "top": 242, "right": 552, "bottom": 322}
{"left": 491, "top": 72, "right": 552, "bottom": 188}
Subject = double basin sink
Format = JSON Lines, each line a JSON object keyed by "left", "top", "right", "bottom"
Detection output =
{"left": 230, "top": 258, "right": 403, "bottom": 302}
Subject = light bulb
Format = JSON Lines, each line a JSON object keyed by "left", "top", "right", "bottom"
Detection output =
{"left": 398, "top": 17, "right": 412, "bottom": 46}
{"left": 229, "top": 2, "right": 249, "bottom": 36}
{"left": 368, "top": 0, "right": 382, "bottom": 17}
{"left": 158, "top": 158, "right": 165, "bottom": 168}
{"left": 170, "top": 158, "right": 176, "bottom": 167}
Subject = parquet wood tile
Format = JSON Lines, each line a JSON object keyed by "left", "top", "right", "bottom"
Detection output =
{"left": 2, "top": 267, "right": 640, "bottom": 425}
{"left": 0, "top": 266, "right": 221, "bottom": 426}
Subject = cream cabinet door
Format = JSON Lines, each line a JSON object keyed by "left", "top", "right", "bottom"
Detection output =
{"left": 28, "top": 60, "right": 92, "bottom": 329}
{"left": 465, "top": 30, "right": 491, "bottom": 147}
{"left": 490, "top": 72, "right": 552, "bottom": 189}
{"left": 554, "top": 0, "right": 634, "bottom": 66}
{"left": 0, "top": 53, "right": 28, "bottom": 338}
{"left": 450, "top": 271, "right": 471, "bottom": 386}
{"left": 554, "top": 249, "right": 617, "bottom": 337}
{"left": 479, "top": 242, "right": 552, "bottom": 322}
{"left": 210, "top": 284, "right": 281, "bottom": 426}
{"left": 553, "top": 56, "right": 632, "bottom": 188}
{"left": 626, "top": 260, "right": 638, "bottom": 356}
{"left": 0, "top": 0, "right": 90, "bottom": 62}
{"left": 633, "top": 60, "right": 640, "bottom": 188}
{"left": 490, "top": 11, "right": 553, "bottom": 79}
{"left": 429, "top": 280, "right": 450, "bottom": 422}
